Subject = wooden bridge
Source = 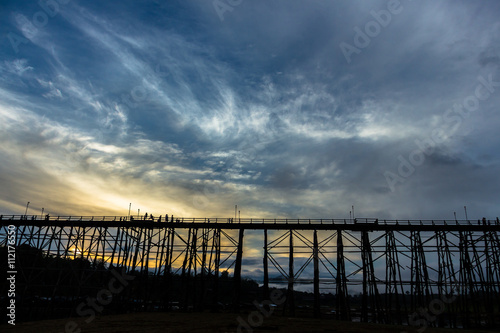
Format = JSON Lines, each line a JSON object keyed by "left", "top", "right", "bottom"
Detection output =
{"left": 1, "top": 215, "right": 500, "bottom": 329}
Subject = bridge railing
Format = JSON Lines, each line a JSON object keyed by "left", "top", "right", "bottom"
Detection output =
{"left": 1, "top": 214, "right": 499, "bottom": 226}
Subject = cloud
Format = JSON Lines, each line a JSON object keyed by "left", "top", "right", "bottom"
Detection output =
{"left": 0, "top": 0, "right": 499, "bottom": 224}
{"left": 1, "top": 58, "right": 33, "bottom": 75}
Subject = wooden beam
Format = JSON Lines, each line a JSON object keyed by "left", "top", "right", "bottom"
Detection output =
{"left": 313, "top": 229, "right": 320, "bottom": 318}
{"left": 233, "top": 228, "right": 244, "bottom": 312}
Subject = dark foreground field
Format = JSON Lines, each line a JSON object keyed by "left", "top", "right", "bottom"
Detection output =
{"left": 3, "top": 312, "right": 496, "bottom": 333}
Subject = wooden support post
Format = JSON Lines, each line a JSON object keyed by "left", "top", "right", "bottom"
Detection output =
{"left": 131, "top": 227, "right": 143, "bottom": 272}
{"left": 123, "top": 228, "right": 134, "bottom": 271}
{"left": 110, "top": 227, "right": 120, "bottom": 268}
{"left": 361, "top": 231, "right": 368, "bottom": 322}
{"left": 313, "top": 229, "right": 320, "bottom": 318}
{"left": 156, "top": 227, "right": 167, "bottom": 310}
{"left": 211, "top": 228, "right": 221, "bottom": 312}
{"left": 142, "top": 227, "right": 154, "bottom": 308}
{"left": 165, "top": 227, "right": 175, "bottom": 310}
{"left": 287, "top": 230, "right": 295, "bottom": 316}
{"left": 385, "top": 230, "right": 404, "bottom": 325}
{"left": 161, "top": 227, "right": 170, "bottom": 310}
{"left": 233, "top": 228, "right": 244, "bottom": 312}
{"left": 336, "top": 230, "right": 350, "bottom": 320}
{"left": 200, "top": 228, "right": 208, "bottom": 310}
{"left": 361, "top": 231, "right": 382, "bottom": 323}
{"left": 484, "top": 230, "right": 500, "bottom": 328}
{"left": 263, "top": 229, "right": 270, "bottom": 300}
{"left": 458, "top": 231, "right": 469, "bottom": 328}
{"left": 181, "top": 228, "right": 192, "bottom": 311}
{"left": 188, "top": 228, "right": 198, "bottom": 310}
{"left": 64, "top": 224, "right": 75, "bottom": 259}
{"left": 119, "top": 227, "right": 128, "bottom": 268}
{"left": 468, "top": 231, "right": 486, "bottom": 327}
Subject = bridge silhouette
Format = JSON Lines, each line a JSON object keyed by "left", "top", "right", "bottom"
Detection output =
{"left": 2, "top": 215, "right": 499, "bottom": 329}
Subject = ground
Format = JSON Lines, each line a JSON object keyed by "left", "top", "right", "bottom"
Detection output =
{"left": 2, "top": 312, "right": 497, "bottom": 333}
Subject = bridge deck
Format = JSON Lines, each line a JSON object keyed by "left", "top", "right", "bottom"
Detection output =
{"left": 2, "top": 215, "right": 499, "bottom": 231}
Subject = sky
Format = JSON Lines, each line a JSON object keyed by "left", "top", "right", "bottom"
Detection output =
{"left": 1, "top": 0, "right": 500, "bottom": 220}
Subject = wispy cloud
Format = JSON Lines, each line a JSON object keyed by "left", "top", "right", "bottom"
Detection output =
{"left": 0, "top": 0, "right": 499, "bottom": 222}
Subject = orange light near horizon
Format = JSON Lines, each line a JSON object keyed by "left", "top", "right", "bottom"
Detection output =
{"left": 69, "top": 247, "right": 82, "bottom": 255}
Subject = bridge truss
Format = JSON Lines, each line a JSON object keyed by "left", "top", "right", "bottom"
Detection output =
{"left": 1, "top": 215, "right": 499, "bottom": 329}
